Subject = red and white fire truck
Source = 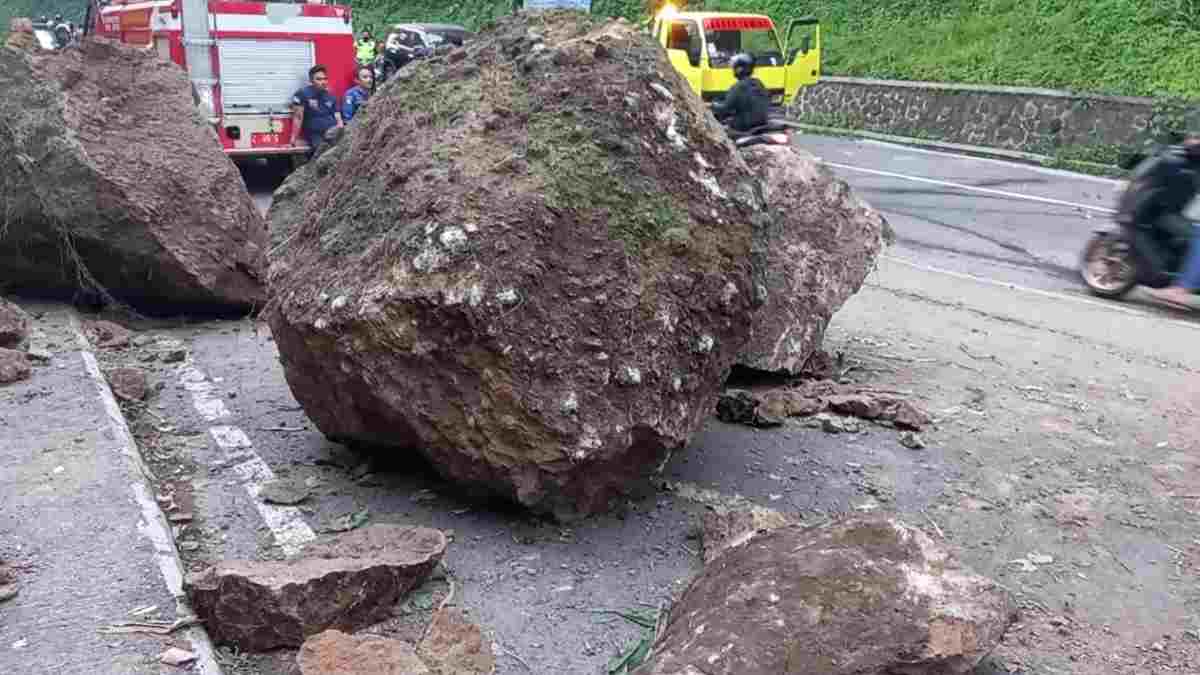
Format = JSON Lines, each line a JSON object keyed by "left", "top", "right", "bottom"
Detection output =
{"left": 85, "top": 0, "right": 357, "bottom": 160}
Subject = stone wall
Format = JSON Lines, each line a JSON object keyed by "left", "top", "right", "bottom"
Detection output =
{"left": 791, "top": 76, "right": 1194, "bottom": 161}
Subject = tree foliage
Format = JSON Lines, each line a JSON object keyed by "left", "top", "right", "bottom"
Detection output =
{"left": 350, "top": 0, "right": 1200, "bottom": 98}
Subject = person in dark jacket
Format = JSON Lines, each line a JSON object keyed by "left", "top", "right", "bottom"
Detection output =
{"left": 290, "top": 65, "right": 343, "bottom": 159}
{"left": 1138, "top": 137, "right": 1200, "bottom": 310}
{"left": 712, "top": 52, "right": 770, "bottom": 133}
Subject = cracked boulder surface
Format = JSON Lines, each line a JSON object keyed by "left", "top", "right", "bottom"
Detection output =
{"left": 635, "top": 515, "right": 1017, "bottom": 675}
{"left": 736, "top": 145, "right": 889, "bottom": 375}
{"left": 0, "top": 38, "right": 267, "bottom": 313}
{"left": 266, "top": 11, "right": 773, "bottom": 517}
{"left": 183, "top": 524, "right": 446, "bottom": 651}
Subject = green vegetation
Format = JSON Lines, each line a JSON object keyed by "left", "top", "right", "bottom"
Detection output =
{"left": 351, "top": 0, "right": 1200, "bottom": 99}
{"left": 1, "top": 0, "right": 82, "bottom": 33}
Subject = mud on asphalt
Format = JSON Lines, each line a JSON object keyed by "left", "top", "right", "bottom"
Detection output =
{"left": 81, "top": 263, "right": 1200, "bottom": 675}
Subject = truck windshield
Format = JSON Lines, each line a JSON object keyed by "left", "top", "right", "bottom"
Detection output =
{"left": 703, "top": 17, "right": 783, "bottom": 68}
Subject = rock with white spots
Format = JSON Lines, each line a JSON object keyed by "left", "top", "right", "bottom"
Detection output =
{"left": 635, "top": 516, "right": 1017, "bottom": 675}
{"left": 736, "top": 145, "right": 890, "bottom": 374}
{"left": 265, "top": 14, "right": 766, "bottom": 517}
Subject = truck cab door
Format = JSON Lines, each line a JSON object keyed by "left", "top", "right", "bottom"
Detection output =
{"left": 783, "top": 17, "right": 820, "bottom": 104}
{"left": 662, "top": 19, "right": 704, "bottom": 97}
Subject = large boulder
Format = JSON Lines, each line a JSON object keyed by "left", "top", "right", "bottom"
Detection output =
{"left": 737, "top": 145, "right": 889, "bottom": 374}
{"left": 0, "top": 38, "right": 267, "bottom": 313}
{"left": 266, "top": 13, "right": 770, "bottom": 516}
{"left": 184, "top": 524, "right": 446, "bottom": 651}
{"left": 636, "top": 516, "right": 1017, "bottom": 675}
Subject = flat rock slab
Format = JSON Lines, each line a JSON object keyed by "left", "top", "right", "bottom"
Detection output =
{"left": 0, "top": 297, "right": 30, "bottom": 348}
{"left": 636, "top": 515, "right": 1016, "bottom": 675}
{"left": 0, "top": 348, "right": 32, "bottom": 385}
{"left": 299, "top": 630, "right": 430, "bottom": 675}
{"left": 184, "top": 524, "right": 447, "bottom": 652}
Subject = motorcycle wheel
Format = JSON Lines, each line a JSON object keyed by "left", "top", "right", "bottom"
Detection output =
{"left": 1079, "top": 233, "right": 1138, "bottom": 299}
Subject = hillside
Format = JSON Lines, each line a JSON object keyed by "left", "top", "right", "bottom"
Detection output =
{"left": 1, "top": 0, "right": 83, "bottom": 30}
{"left": 352, "top": 0, "right": 1200, "bottom": 99}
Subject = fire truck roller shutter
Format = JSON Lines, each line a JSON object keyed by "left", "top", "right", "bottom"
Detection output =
{"left": 217, "top": 39, "right": 315, "bottom": 115}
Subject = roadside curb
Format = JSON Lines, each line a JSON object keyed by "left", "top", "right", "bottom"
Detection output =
{"left": 67, "top": 312, "right": 224, "bottom": 675}
{"left": 792, "top": 123, "right": 1123, "bottom": 177}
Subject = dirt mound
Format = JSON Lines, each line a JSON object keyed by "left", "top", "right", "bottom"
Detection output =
{"left": 0, "top": 38, "right": 267, "bottom": 313}
{"left": 267, "top": 11, "right": 768, "bottom": 516}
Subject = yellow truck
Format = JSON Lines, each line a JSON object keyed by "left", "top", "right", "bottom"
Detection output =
{"left": 650, "top": 5, "right": 820, "bottom": 106}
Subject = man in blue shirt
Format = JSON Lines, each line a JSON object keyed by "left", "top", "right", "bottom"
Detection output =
{"left": 342, "top": 65, "right": 374, "bottom": 123}
{"left": 290, "top": 65, "right": 343, "bottom": 159}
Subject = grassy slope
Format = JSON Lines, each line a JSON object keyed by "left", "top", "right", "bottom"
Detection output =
{"left": 352, "top": 0, "right": 1200, "bottom": 99}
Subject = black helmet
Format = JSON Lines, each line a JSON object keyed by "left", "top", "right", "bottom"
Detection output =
{"left": 54, "top": 14, "right": 63, "bottom": 22}
{"left": 731, "top": 52, "right": 754, "bottom": 80}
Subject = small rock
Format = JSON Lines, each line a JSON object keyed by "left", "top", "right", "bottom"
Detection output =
{"left": 159, "top": 647, "right": 197, "bottom": 667}
{"left": 161, "top": 348, "right": 188, "bottom": 363}
{"left": 0, "top": 297, "right": 30, "bottom": 349}
{"left": 418, "top": 608, "right": 496, "bottom": 675}
{"left": 1028, "top": 553, "right": 1054, "bottom": 565}
{"left": 25, "top": 349, "right": 51, "bottom": 364}
{"left": 815, "top": 413, "right": 859, "bottom": 434}
{"left": 0, "top": 584, "right": 17, "bottom": 603}
{"left": 299, "top": 630, "right": 429, "bottom": 675}
{"left": 899, "top": 431, "right": 926, "bottom": 449}
{"left": 86, "top": 320, "right": 134, "bottom": 349}
{"left": 701, "top": 506, "right": 794, "bottom": 563}
{"left": 888, "top": 399, "right": 932, "bottom": 430}
{"left": 0, "top": 348, "right": 32, "bottom": 385}
{"left": 106, "top": 367, "right": 148, "bottom": 402}
{"left": 827, "top": 394, "right": 884, "bottom": 419}
{"left": 716, "top": 389, "right": 783, "bottom": 428}
{"left": 132, "top": 335, "right": 155, "bottom": 347}
{"left": 259, "top": 478, "right": 310, "bottom": 505}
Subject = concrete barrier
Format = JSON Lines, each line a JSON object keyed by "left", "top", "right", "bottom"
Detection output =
{"left": 791, "top": 76, "right": 1195, "bottom": 162}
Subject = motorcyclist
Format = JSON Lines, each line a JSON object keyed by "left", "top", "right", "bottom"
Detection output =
{"left": 1121, "top": 136, "right": 1200, "bottom": 310}
{"left": 711, "top": 52, "right": 770, "bottom": 134}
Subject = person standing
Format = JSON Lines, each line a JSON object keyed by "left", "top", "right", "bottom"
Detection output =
{"left": 290, "top": 65, "right": 343, "bottom": 159}
{"left": 356, "top": 30, "right": 376, "bottom": 65}
{"left": 342, "top": 66, "right": 374, "bottom": 123}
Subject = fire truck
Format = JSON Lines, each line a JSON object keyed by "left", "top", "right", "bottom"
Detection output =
{"left": 84, "top": 0, "right": 357, "bottom": 161}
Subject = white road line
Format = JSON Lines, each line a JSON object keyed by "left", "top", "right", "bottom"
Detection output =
{"left": 183, "top": 367, "right": 317, "bottom": 556}
{"left": 68, "top": 316, "right": 224, "bottom": 675}
{"left": 880, "top": 254, "right": 1200, "bottom": 330}
{"left": 856, "top": 138, "right": 1124, "bottom": 185}
{"left": 824, "top": 161, "right": 1119, "bottom": 214}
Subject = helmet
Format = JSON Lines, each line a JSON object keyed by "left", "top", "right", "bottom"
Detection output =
{"left": 731, "top": 52, "right": 754, "bottom": 80}
{"left": 54, "top": 14, "right": 63, "bottom": 22}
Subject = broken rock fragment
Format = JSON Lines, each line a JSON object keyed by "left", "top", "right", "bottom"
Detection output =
{"left": 0, "top": 348, "right": 32, "bottom": 385}
{"left": 184, "top": 524, "right": 446, "bottom": 651}
{"left": 418, "top": 608, "right": 496, "bottom": 675}
{"left": 106, "top": 367, "right": 148, "bottom": 402}
{"left": 299, "top": 630, "right": 430, "bottom": 675}
{"left": 715, "top": 389, "right": 783, "bottom": 428}
{"left": 0, "top": 297, "right": 30, "bottom": 349}
{"left": 267, "top": 14, "right": 767, "bottom": 517}
{"left": 635, "top": 516, "right": 1017, "bottom": 675}
{"left": 701, "top": 505, "right": 794, "bottom": 563}
{"left": 85, "top": 321, "right": 133, "bottom": 350}
{"left": 736, "top": 145, "right": 889, "bottom": 374}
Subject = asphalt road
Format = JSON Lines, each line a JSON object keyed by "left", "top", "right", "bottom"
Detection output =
{"left": 794, "top": 135, "right": 1127, "bottom": 293}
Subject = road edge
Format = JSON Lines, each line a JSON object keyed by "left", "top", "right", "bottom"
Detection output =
{"left": 794, "top": 123, "right": 1123, "bottom": 177}
{"left": 67, "top": 312, "right": 225, "bottom": 675}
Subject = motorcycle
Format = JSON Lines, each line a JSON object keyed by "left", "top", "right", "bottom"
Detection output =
{"left": 727, "top": 121, "right": 793, "bottom": 149}
{"left": 1079, "top": 149, "right": 1199, "bottom": 299}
